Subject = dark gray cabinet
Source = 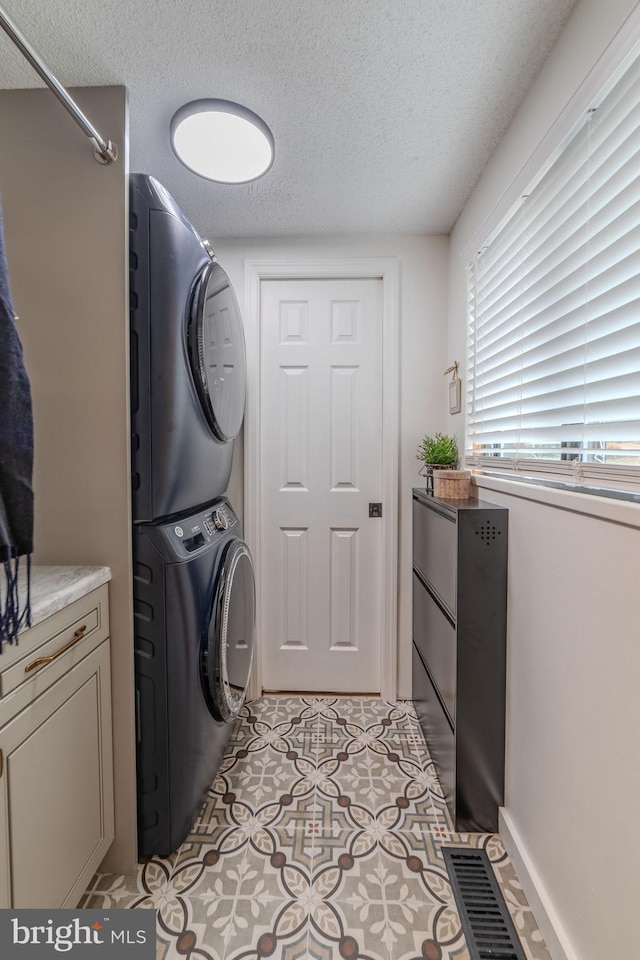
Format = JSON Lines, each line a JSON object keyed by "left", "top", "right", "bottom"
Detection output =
{"left": 412, "top": 487, "right": 508, "bottom": 832}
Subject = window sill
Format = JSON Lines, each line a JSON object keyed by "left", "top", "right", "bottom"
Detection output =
{"left": 472, "top": 473, "right": 640, "bottom": 530}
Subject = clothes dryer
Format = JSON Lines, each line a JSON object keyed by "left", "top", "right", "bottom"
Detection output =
{"left": 129, "top": 174, "right": 246, "bottom": 522}
{"left": 133, "top": 497, "right": 255, "bottom": 856}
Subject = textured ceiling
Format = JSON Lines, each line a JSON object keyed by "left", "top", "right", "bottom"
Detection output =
{"left": 0, "top": 0, "right": 577, "bottom": 237}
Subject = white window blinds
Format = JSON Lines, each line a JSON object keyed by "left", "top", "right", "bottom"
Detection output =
{"left": 467, "top": 49, "right": 640, "bottom": 493}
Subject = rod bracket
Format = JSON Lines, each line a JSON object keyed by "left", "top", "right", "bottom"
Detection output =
{"left": 93, "top": 139, "right": 118, "bottom": 165}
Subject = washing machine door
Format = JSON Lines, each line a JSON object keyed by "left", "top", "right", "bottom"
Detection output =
{"left": 188, "top": 260, "right": 246, "bottom": 442}
{"left": 202, "top": 539, "right": 256, "bottom": 722}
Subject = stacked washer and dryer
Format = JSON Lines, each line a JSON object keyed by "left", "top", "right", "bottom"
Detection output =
{"left": 129, "top": 174, "right": 255, "bottom": 857}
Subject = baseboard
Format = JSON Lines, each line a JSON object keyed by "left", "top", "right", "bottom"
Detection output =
{"left": 499, "top": 808, "right": 579, "bottom": 960}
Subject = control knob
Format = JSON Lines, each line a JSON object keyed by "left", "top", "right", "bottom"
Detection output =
{"left": 212, "top": 508, "right": 229, "bottom": 531}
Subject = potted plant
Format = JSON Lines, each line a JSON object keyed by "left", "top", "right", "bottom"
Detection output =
{"left": 417, "top": 432, "right": 459, "bottom": 470}
{"left": 416, "top": 432, "right": 471, "bottom": 499}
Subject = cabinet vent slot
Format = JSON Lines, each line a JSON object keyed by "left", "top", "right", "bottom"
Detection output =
{"left": 475, "top": 520, "right": 501, "bottom": 546}
{"left": 442, "top": 847, "right": 526, "bottom": 960}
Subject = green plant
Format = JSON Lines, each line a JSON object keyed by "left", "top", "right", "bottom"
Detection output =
{"left": 416, "top": 432, "right": 459, "bottom": 468}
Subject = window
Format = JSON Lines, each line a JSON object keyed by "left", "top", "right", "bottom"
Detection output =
{"left": 467, "top": 49, "right": 640, "bottom": 495}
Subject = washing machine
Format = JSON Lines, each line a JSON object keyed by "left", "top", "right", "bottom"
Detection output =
{"left": 129, "top": 173, "right": 246, "bottom": 522}
{"left": 133, "top": 497, "right": 255, "bottom": 856}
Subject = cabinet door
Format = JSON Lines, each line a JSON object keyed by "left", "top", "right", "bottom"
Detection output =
{"left": 412, "top": 499, "right": 456, "bottom": 614}
{"left": 412, "top": 573, "right": 456, "bottom": 721}
{"left": 412, "top": 643, "right": 455, "bottom": 813}
{"left": 0, "top": 640, "right": 114, "bottom": 908}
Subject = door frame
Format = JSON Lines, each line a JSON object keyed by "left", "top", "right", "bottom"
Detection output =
{"left": 244, "top": 259, "right": 400, "bottom": 703}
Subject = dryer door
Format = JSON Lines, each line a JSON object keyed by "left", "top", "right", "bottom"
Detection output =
{"left": 202, "top": 539, "right": 256, "bottom": 722}
{"left": 188, "top": 260, "right": 246, "bottom": 442}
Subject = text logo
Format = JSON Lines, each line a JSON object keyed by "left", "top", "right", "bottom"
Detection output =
{"left": 0, "top": 910, "right": 155, "bottom": 958}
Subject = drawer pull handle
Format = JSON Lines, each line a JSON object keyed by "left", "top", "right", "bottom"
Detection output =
{"left": 0, "top": 749, "right": 3, "bottom": 778}
{"left": 24, "top": 625, "right": 88, "bottom": 674}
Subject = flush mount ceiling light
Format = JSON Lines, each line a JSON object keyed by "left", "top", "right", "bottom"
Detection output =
{"left": 170, "top": 99, "right": 275, "bottom": 184}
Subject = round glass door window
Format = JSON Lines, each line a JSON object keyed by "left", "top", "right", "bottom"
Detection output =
{"left": 201, "top": 539, "right": 255, "bottom": 722}
{"left": 188, "top": 260, "right": 246, "bottom": 442}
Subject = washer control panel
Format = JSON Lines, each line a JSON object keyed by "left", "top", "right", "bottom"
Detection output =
{"left": 162, "top": 499, "right": 237, "bottom": 557}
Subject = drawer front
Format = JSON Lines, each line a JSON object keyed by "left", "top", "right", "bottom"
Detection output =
{"left": 412, "top": 643, "right": 455, "bottom": 815}
{"left": 0, "top": 585, "right": 109, "bottom": 700}
{"left": 413, "top": 573, "right": 456, "bottom": 720}
{"left": 413, "top": 499, "right": 456, "bottom": 614}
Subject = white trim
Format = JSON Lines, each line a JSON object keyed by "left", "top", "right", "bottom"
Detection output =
{"left": 243, "top": 259, "right": 400, "bottom": 703}
{"left": 499, "top": 808, "right": 580, "bottom": 960}
{"left": 472, "top": 474, "right": 640, "bottom": 530}
{"left": 461, "top": 4, "right": 640, "bottom": 264}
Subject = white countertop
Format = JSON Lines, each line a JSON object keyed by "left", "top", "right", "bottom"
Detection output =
{"left": 8, "top": 565, "right": 111, "bottom": 633}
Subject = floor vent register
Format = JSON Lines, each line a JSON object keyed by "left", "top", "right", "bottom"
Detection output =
{"left": 442, "top": 847, "right": 526, "bottom": 960}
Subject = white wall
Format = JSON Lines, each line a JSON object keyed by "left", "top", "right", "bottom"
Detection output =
{"left": 448, "top": 2, "right": 640, "bottom": 958}
{"left": 213, "top": 235, "right": 449, "bottom": 698}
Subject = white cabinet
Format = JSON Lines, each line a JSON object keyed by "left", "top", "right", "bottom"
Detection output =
{"left": 0, "top": 584, "right": 114, "bottom": 907}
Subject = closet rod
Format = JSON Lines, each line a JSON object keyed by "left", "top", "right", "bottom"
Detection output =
{"left": 0, "top": 5, "right": 117, "bottom": 164}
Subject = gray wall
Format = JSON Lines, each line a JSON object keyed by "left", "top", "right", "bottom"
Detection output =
{"left": 447, "top": 2, "right": 640, "bottom": 957}
{"left": 0, "top": 87, "right": 137, "bottom": 875}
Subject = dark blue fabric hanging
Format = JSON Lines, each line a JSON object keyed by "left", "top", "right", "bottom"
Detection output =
{"left": 0, "top": 202, "right": 33, "bottom": 650}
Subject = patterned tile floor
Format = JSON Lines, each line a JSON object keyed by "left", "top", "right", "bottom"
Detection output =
{"left": 83, "top": 697, "right": 550, "bottom": 960}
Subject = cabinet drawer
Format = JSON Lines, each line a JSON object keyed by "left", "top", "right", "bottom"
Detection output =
{"left": 413, "top": 572, "right": 456, "bottom": 721}
{"left": 413, "top": 498, "right": 456, "bottom": 613}
{"left": 0, "top": 585, "right": 109, "bottom": 700}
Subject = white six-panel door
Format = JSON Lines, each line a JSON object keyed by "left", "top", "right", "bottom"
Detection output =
{"left": 260, "top": 278, "right": 384, "bottom": 692}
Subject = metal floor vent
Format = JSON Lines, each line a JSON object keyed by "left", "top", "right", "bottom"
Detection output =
{"left": 442, "top": 847, "right": 527, "bottom": 960}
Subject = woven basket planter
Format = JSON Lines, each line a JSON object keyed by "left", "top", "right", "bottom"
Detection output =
{"left": 433, "top": 469, "right": 472, "bottom": 499}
